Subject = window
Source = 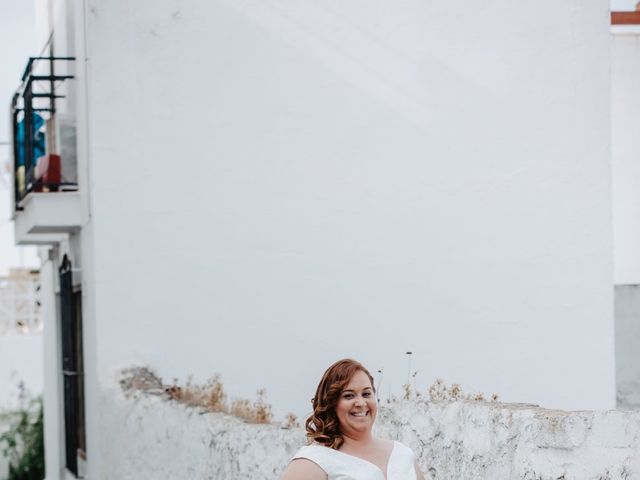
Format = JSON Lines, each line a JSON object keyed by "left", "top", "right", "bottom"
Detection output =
{"left": 59, "top": 255, "right": 86, "bottom": 476}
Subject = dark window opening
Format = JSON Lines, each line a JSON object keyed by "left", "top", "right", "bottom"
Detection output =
{"left": 59, "top": 255, "right": 86, "bottom": 477}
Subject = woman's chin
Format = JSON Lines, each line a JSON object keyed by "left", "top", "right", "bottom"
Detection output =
{"left": 342, "top": 420, "right": 372, "bottom": 433}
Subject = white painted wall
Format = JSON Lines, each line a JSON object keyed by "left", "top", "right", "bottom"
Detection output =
{"left": 612, "top": 31, "right": 640, "bottom": 285}
{"left": 23, "top": 0, "right": 617, "bottom": 477}
{"left": 38, "top": 251, "right": 64, "bottom": 480}
{"left": 82, "top": 0, "right": 614, "bottom": 426}
{"left": 611, "top": 27, "right": 640, "bottom": 414}
{"left": 103, "top": 387, "right": 640, "bottom": 480}
{"left": 615, "top": 285, "right": 640, "bottom": 409}
{"left": 89, "top": 0, "right": 622, "bottom": 432}
{"left": 611, "top": 0, "right": 639, "bottom": 10}
{"left": 0, "top": 335, "right": 43, "bottom": 410}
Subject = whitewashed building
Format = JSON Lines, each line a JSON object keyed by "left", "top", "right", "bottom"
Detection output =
{"left": 6, "top": 0, "right": 629, "bottom": 478}
{"left": 0, "top": 269, "right": 43, "bottom": 409}
{"left": 612, "top": 7, "right": 640, "bottom": 410}
{"left": 0, "top": 269, "right": 43, "bottom": 480}
{"left": 0, "top": 269, "right": 41, "bottom": 336}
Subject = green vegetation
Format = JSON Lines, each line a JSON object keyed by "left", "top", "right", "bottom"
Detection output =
{"left": 0, "top": 384, "right": 44, "bottom": 480}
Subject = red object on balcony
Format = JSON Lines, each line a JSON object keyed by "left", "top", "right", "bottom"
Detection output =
{"left": 611, "top": 11, "right": 640, "bottom": 24}
{"left": 34, "top": 154, "right": 61, "bottom": 192}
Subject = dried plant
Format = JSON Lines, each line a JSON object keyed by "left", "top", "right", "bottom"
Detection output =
{"left": 427, "top": 378, "right": 448, "bottom": 402}
{"left": 449, "top": 384, "right": 462, "bottom": 401}
{"left": 402, "top": 383, "right": 412, "bottom": 400}
{"left": 120, "top": 366, "right": 273, "bottom": 424}
{"left": 282, "top": 413, "right": 300, "bottom": 429}
{"left": 252, "top": 388, "right": 274, "bottom": 424}
{"left": 427, "top": 379, "right": 499, "bottom": 403}
{"left": 165, "top": 374, "right": 225, "bottom": 410}
{"left": 203, "top": 375, "right": 227, "bottom": 412}
{"left": 230, "top": 399, "right": 253, "bottom": 419}
{"left": 230, "top": 389, "right": 273, "bottom": 424}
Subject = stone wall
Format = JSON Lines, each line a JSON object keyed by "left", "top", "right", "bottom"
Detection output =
{"left": 100, "top": 386, "right": 640, "bottom": 480}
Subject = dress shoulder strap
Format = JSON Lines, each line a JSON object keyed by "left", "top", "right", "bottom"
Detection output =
{"left": 388, "top": 441, "right": 418, "bottom": 480}
{"left": 291, "top": 444, "right": 334, "bottom": 475}
{"left": 394, "top": 441, "right": 416, "bottom": 461}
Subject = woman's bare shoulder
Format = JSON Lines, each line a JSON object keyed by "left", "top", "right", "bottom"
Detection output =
{"left": 282, "top": 458, "right": 327, "bottom": 480}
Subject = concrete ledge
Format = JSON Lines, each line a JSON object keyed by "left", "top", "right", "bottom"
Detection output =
{"left": 13, "top": 192, "right": 81, "bottom": 245}
{"left": 100, "top": 387, "right": 640, "bottom": 480}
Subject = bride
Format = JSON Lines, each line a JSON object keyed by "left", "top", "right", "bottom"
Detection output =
{"left": 282, "top": 359, "right": 427, "bottom": 480}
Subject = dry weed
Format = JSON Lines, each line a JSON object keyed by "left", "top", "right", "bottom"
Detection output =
{"left": 427, "top": 379, "right": 499, "bottom": 403}
{"left": 231, "top": 389, "right": 273, "bottom": 424}
{"left": 120, "top": 366, "right": 273, "bottom": 424}
{"left": 165, "top": 374, "right": 225, "bottom": 411}
{"left": 402, "top": 384, "right": 412, "bottom": 400}
{"left": 427, "top": 378, "right": 448, "bottom": 401}
{"left": 282, "top": 413, "right": 300, "bottom": 429}
{"left": 203, "top": 375, "right": 227, "bottom": 412}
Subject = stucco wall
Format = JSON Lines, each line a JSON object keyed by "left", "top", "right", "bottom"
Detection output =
{"left": 102, "top": 386, "right": 640, "bottom": 480}
{"left": 82, "top": 0, "right": 614, "bottom": 422}
{"left": 615, "top": 285, "right": 640, "bottom": 409}
{"left": 612, "top": 31, "right": 640, "bottom": 285}
{"left": 55, "top": 1, "right": 617, "bottom": 477}
{"left": 611, "top": 29, "right": 640, "bottom": 412}
{"left": 0, "top": 335, "right": 43, "bottom": 410}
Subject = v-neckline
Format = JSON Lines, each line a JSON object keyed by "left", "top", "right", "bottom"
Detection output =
{"left": 332, "top": 440, "right": 397, "bottom": 480}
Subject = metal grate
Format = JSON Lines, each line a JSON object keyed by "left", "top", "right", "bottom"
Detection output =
{"left": 59, "top": 255, "right": 86, "bottom": 477}
{"left": 11, "top": 56, "right": 76, "bottom": 207}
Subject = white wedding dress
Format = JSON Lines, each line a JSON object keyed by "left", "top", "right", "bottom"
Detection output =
{"left": 291, "top": 441, "right": 417, "bottom": 480}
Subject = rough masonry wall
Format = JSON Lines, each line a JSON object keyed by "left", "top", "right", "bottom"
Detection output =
{"left": 101, "top": 387, "right": 640, "bottom": 480}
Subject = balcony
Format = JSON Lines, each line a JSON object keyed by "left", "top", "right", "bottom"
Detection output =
{"left": 13, "top": 192, "right": 81, "bottom": 245}
{"left": 10, "top": 56, "right": 80, "bottom": 245}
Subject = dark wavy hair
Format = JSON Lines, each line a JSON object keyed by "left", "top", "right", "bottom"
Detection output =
{"left": 305, "top": 358, "right": 375, "bottom": 449}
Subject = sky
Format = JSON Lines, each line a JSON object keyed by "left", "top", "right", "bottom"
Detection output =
{"left": 0, "top": 0, "right": 637, "bottom": 278}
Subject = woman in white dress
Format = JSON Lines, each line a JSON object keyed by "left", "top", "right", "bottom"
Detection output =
{"left": 282, "top": 359, "right": 426, "bottom": 480}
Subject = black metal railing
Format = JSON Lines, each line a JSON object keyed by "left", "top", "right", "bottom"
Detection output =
{"left": 59, "top": 255, "right": 86, "bottom": 477}
{"left": 11, "top": 56, "right": 76, "bottom": 209}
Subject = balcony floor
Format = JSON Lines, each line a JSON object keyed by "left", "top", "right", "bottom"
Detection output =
{"left": 14, "top": 192, "right": 81, "bottom": 245}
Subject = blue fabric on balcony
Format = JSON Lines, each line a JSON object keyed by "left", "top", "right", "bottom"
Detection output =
{"left": 15, "top": 113, "right": 45, "bottom": 166}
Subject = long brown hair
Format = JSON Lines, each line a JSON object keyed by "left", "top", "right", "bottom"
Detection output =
{"left": 305, "top": 359, "right": 375, "bottom": 449}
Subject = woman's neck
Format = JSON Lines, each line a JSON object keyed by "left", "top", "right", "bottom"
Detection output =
{"left": 341, "top": 430, "right": 374, "bottom": 449}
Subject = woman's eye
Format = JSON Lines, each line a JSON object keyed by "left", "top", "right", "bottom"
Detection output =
{"left": 343, "top": 394, "right": 354, "bottom": 399}
{"left": 363, "top": 392, "right": 372, "bottom": 397}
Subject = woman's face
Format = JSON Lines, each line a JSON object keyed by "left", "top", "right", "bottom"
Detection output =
{"left": 335, "top": 370, "right": 377, "bottom": 437}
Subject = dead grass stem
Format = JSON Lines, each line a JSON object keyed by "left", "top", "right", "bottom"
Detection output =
{"left": 120, "top": 366, "right": 274, "bottom": 424}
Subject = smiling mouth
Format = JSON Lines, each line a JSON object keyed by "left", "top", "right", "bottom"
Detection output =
{"left": 350, "top": 411, "right": 369, "bottom": 417}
